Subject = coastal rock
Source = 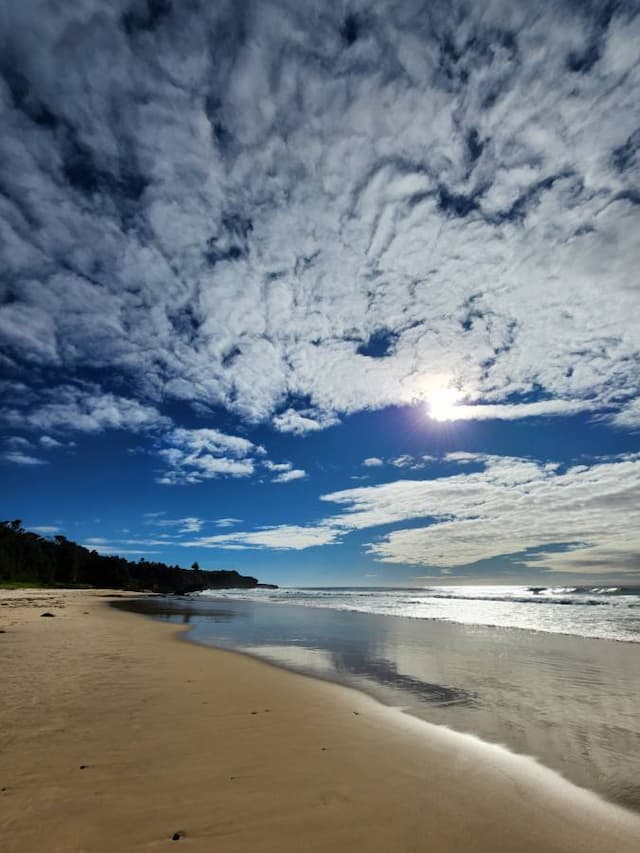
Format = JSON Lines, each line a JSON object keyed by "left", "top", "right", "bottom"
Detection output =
{"left": 40, "top": 612, "right": 55, "bottom": 617}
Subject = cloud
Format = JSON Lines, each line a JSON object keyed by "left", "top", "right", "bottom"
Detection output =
{"left": 5, "top": 436, "right": 32, "bottom": 449}
{"left": 609, "top": 398, "right": 640, "bottom": 430}
{"left": 363, "top": 454, "right": 435, "bottom": 469}
{"left": 156, "top": 427, "right": 260, "bottom": 485}
{"left": 28, "top": 525, "right": 60, "bottom": 535}
{"left": 263, "top": 461, "right": 292, "bottom": 472}
{"left": 272, "top": 408, "right": 340, "bottom": 435}
{"left": 1, "top": 450, "right": 47, "bottom": 465}
{"left": 39, "top": 435, "right": 64, "bottom": 448}
{"left": 263, "top": 458, "right": 307, "bottom": 482}
{"left": 184, "top": 452, "right": 640, "bottom": 576}
{"left": 321, "top": 454, "right": 640, "bottom": 574}
{"left": 2, "top": 384, "right": 169, "bottom": 434}
{"left": 432, "top": 400, "right": 595, "bottom": 423}
{"left": 82, "top": 543, "right": 158, "bottom": 556}
{"left": 363, "top": 457, "right": 384, "bottom": 467}
{"left": 143, "top": 515, "right": 240, "bottom": 532}
{"left": 272, "top": 468, "right": 307, "bottom": 483}
{"left": 184, "top": 524, "right": 340, "bottom": 550}
{"left": 389, "top": 454, "right": 423, "bottom": 469}
{"left": 143, "top": 515, "right": 206, "bottom": 533}
{"left": 1, "top": 1, "right": 639, "bottom": 436}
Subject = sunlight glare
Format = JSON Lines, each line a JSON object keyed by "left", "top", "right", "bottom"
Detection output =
{"left": 427, "top": 387, "right": 461, "bottom": 421}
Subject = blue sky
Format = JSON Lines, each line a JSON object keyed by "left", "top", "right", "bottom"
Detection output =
{"left": 1, "top": 0, "right": 640, "bottom": 586}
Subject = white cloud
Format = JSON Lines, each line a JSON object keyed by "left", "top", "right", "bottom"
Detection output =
{"left": 183, "top": 452, "right": 640, "bottom": 576}
{"left": 364, "top": 454, "right": 435, "bottom": 470}
{"left": 263, "top": 458, "right": 307, "bottom": 482}
{"left": 2, "top": 385, "right": 169, "bottom": 435}
{"left": 390, "top": 454, "right": 421, "bottom": 469}
{"left": 432, "top": 400, "right": 595, "bottom": 423}
{"left": 263, "top": 460, "right": 293, "bottom": 472}
{"left": 28, "top": 525, "right": 60, "bottom": 535}
{"left": 145, "top": 516, "right": 206, "bottom": 533}
{"left": 184, "top": 524, "right": 340, "bottom": 550}
{"left": 214, "top": 517, "right": 242, "bottom": 528}
{"left": 1, "top": 1, "right": 639, "bottom": 436}
{"left": 273, "top": 409, "right": 340, "bottom": 435}
{"left": 83, "top": 543, "right": 158, "bottom": 556}
{"left": 321, "top": 455, "right": 640, "bottom": 574}
{"left": 2, "top": 450, "right": 47, "bottom": 465}
{"left": 156, "top": 427, "right": 259, "bottom": 485}
{"left": 272, "top": 468, "right": 307, "bottom": 483}
{"left": 39, "top": 435, "right": 64, "bottom": 448}
{"left": 5, "top": 436, "right": 32, "bottom": 449}
{"left": 609, "top": 398, "right": 640, "bottom": 430}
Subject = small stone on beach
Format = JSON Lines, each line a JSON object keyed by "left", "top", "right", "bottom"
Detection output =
{"left": 79, "top": 765, "right": 87, "bottom": 770}
{"left": 171, "top": 831, "right": 182, "bottom": 840}
{"left": 40, "top": 612, "right": 55, "bottom": 618}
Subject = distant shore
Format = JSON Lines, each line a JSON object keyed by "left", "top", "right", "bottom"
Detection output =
{"left": 2, "top": 588, "right": 640, "bottom": 852}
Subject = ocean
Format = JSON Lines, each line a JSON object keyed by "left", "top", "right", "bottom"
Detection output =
{"left": 200, "top": 584, "right": 640, "bottom": 643}
{"left": 118, "top": 585, "right": 640, "bottom": 811}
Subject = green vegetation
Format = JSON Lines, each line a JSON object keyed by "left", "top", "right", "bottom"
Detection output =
{"left": 0, "top": 521, "right": 261, "bottom": 594}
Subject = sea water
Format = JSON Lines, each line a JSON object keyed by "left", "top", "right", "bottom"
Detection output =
{"left": 201, "top": 584, "right": 640, "bottom": 643}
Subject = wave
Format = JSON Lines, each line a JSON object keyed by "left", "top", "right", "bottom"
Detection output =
{"left": 198, "top": 584, "right": 640, "bottom": 643}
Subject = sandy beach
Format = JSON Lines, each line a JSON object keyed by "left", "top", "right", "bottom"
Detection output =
{"left": 1, "top": 589, "right": 639, "bottom": 853}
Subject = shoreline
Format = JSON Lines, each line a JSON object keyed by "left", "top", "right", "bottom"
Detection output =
{"left": 125, "top": 591, "right": 640, "bottom": 810}
{"left": 2, "top": 589, "right": 640, "bottom": 852}
{"left": 192, "top": 587, "right": 640, "bottom": 645}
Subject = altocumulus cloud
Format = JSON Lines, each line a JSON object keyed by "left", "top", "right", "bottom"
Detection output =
{"left": 184, "top": 453, "right": 640, "bottom": 575}
{"left": 323, "top": 454, "right": 640, "bottom": 573}
{"left": 1, "top": 382, "right": 168, "bottom": 434}
{"left": 264, "top": 460, "right": 308, "bottom": 483}
{"left": 1, "top": 0, "right": 640, "bottom": 435}
{"left": 156, "top": 428, "right": 263, "bottom": 485}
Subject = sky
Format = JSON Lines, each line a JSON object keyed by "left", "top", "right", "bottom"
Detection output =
{"left": 1, "top": 0, "right": 640, "bottom": 587}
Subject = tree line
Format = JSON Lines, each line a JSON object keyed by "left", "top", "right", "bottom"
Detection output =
{"left": 0, "top": 520, "right": 263, "bottom": 594}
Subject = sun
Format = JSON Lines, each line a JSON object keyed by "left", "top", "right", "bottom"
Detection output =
{"left": 427, "top": 387, "right": 461, "bottom": 421}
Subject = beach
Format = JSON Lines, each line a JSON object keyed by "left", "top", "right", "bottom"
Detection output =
{"left": 1, "top": 589, "right": 640, "bottom": 853}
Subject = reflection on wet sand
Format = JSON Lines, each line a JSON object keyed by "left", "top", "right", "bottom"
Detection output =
{"left": 115, "top": 596, "right": 640, "bottom": 811}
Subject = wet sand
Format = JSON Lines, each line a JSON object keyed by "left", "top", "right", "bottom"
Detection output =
{"left": 1, "top": 589, "right": 639, "bottom": 852}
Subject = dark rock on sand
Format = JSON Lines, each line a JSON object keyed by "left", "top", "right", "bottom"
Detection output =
{"left": 40, "top": 612, "right": 55, "bottom": 617}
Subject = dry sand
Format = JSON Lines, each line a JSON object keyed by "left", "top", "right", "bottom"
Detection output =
{"left": 1, "top": 588, "right": 639, "bottom": 853}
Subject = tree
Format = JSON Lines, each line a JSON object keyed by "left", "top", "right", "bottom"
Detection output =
{"left": 191, "top": 561, "right": 200, "bottom": 571}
